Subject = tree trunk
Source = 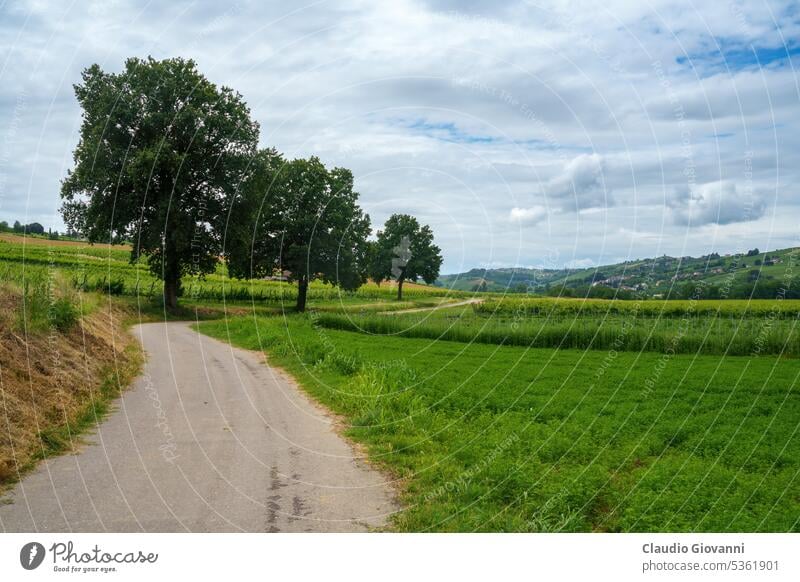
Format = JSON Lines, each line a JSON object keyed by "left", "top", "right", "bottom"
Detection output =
{"left": 163, "top": 233, "right": 180, "bottom": 310}
{"left": 397, "top": 276, "right": 404, "bottom": 301}
{"left": 164, "top": 276, "right": 180, "bottom": 310}
{"left": 296, "top": 277, "right": 309, "bottom": 312}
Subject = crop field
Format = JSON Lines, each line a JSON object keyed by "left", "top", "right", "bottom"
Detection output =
{"left": 0, "top": 234, "right": 453, "bottom": 307}
{"left": 197, "top": 313, "right": 800, "bottom": 532}
{"left": 315, "top": 301, "right": 800, "bottom": 356}
{"left": 474, "top": 295, "right": 800, "bottom": 318}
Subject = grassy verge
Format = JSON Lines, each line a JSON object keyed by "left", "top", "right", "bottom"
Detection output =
{"left": 196, "top": 313, "right": 800, "bottom": 532}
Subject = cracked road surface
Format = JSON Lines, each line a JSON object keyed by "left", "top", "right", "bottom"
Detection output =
{"left": 0, "top": 322, "right": 397, "bottom": 532}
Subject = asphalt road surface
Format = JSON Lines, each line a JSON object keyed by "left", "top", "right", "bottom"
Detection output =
{"left": 0, "top": 322, "right": 397, "bottom": 532}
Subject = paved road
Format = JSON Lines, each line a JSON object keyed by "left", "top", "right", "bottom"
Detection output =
{"left": 0, "top": 322, "right": 397, "bottom": 532}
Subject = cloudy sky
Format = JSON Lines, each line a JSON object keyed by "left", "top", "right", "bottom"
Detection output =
{"left": 1, "top": 0, "right": 798, "bottom": 273}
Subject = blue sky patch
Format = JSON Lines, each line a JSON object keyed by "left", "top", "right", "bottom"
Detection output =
{"left": 400, "top": 118, "right": 498, "bottom": 144}
{"left": 677, "top": 38, "right": 800, "bottom": 75}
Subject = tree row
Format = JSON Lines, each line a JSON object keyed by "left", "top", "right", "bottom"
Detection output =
{"left": 60, "top": 57, "right": 442, "bottom": 310}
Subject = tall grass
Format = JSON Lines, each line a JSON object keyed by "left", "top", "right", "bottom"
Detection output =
{"left": 315, "top": 311, "right": 800, "bottom": 356}
{"left": 13, "top": 270, "right": 79, "bottom": 333}
{"left": 476, "top": 296, "right": 800, "bottom": 318}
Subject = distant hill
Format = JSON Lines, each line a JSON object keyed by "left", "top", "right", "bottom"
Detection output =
{"left": 436, "top": 247, "right": 800, "bottom": 299}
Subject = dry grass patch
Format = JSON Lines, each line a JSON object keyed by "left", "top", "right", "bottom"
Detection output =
{"left": 0, "top": 292, "right": 141, "bottom": 485}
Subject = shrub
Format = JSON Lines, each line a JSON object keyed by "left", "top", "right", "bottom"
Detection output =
{"left": 50, "top": 297, "right": 78, "bottom": 331}
{"left": 106, "top": 278, "right": 125, "bottom": 295}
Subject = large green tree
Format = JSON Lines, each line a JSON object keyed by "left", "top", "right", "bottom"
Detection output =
{"left": 226, "top": 155, "right": 371, "bottom": 312}
{"left": 60, "top": 57, "right": 259, "bottom": 308}
{"left": 373, "top": 214, "right": 443, "bottom": 300}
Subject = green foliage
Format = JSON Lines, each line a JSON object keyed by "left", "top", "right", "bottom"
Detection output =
{"left": 50, "top": 297, "right": 78, "bottom": 331}
{"left": 1, "top": 221, "right": 46, "bottom": 234}
{"left": 12, "top": 271, "right": 78, "bottom": 333}
{"left": 226, "top": 154, "right": 371, "bottom": 311}
{"left": 23, "top": 222, "right": 45, "bottom": 235}
{"left": 373, "top": 213, "right": 443, "bottom": 300}
{"left": 60, "top": 56, "right": 260, "bottom": 308}
{"left": 364, "top": 239, "right": 382, "bottom": 285}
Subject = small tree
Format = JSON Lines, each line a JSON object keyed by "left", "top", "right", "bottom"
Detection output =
{"left": 12, "top": 220, "right": 22, "bottom": 233}
{"left": 226, "top": 155, "right": 370, "bottom": 312}
{"left": 60, "top": 57, "right": 259, "bottom": 309}
{"left": 374, "top": 214, "right": 443, "bottom": 301}
{"left": 24, "top": 222, "right": 45, "bottom": 235}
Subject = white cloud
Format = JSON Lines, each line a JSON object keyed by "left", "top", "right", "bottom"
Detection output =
{"left": 545, "top": 154, "right": 610, "bottom": 210}
{"left": 509, "top": 205, "right": 548, "bottom": 225}
{"left": 668, "top": 181, "right": 767, "bottom": 226}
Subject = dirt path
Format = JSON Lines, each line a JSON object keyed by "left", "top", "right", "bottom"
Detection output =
{"left": 379, "top": 297, "right": 483, "bottom": 315}
{"left": 0, "top": 322, "right": 397, "bottom": 532}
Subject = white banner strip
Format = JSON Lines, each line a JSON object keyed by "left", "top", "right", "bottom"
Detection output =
{"left": 1, "top": 533, "right": 798, "bottom": 581}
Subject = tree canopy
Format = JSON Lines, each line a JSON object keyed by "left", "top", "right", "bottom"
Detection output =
{"left": 226, "top": 154, "right": 371, "bottom": 311}
{"left": 373, "top": 213, "right": 443, "bottom": 300}
{"left": 60, "top": 56, "right": 259, "bottom": 308}
{"left": 59, "top": 57, "right": 445, "bottom": 310}
{"left": 24, "top": 222, "right": 45, "bottom": 235}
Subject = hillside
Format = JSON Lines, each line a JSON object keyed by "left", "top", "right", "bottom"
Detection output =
{"left": 437, "top": 247, "right": 800, "bottom": 299}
